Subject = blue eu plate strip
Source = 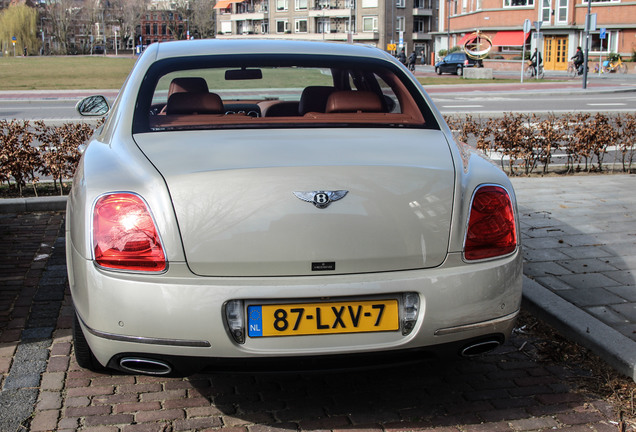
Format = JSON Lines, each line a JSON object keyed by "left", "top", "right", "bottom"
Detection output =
{"left": 248, "top": 305, "right": 263, "bottom": 337}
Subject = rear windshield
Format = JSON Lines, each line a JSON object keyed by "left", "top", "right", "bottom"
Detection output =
{"left": 132, "top": 54, "right": 439, "bottom": 133}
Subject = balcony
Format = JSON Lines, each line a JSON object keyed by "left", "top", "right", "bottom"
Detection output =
{"left": 412, "top": 7, "right": 433, "bottom": 15}
{"left": 215, "top": 31, "right": 378, "bottom": 42}
{"left": 230, "top": 11, "right": 266, "bottom": 20}
{"left": 412, "top": 31, "right": 432, "bottom": 40}
{"left": 308, "top": 7, "right": 354, "bottom": 18}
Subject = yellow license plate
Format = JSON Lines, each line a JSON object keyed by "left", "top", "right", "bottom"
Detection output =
{"left": 247, "top": 299, "right": 399, "bottom": 337}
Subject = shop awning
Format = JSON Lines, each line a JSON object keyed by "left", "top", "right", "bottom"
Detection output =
{"left": 214, "top": 0, "right": 231, "bottom": 9}
{"left": 491, "top": 31, "right": 528, "bottom": 46}
{"left": 458, "top": 33, "right": 474, "bottom": 46}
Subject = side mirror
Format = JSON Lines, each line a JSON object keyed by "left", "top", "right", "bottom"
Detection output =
{"left": 76, "top": 95, "right": 110, "bottom": 116}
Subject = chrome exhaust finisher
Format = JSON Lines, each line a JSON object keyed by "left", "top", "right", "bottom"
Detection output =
{"left": 460, "top": 339, "right": 502, "bottom": 357}
{"left": 119, "top": 357, "right": 173, "bottom": 375}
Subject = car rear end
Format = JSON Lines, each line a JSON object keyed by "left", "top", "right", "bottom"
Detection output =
{"left": 67, "top": 40, "right": 522, "bottom": 375}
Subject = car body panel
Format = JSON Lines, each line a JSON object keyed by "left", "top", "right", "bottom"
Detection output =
{"left": 133, "top": 129, "right": 455, "bottom": 276}
{"left": 67, "top": 39, "right": 522, "bottom": 374}
{"left": 68, "top": 246, "right": 522, "bottom": 366}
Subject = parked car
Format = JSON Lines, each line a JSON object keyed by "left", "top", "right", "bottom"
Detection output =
{"left": 435, "top": 52, "right": 483, "bottom": 76}
{"left": 70, "top": 39, "right": 522, "bottom": 376}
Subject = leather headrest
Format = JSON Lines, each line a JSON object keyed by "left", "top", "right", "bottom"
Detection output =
{"left": 166, "top": 92, "right": 224, "bottom": 115}
{"left": 325, "top": 91, "right": 383, "bottom": 113}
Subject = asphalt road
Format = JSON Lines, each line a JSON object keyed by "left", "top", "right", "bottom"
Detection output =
{"left": 1, "top": 73, "right": 635, "bottom": 122}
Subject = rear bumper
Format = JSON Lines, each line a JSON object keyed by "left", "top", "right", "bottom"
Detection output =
{"left": 105, "top": 330, "right": 513, "bottom": 376}
{"left": 68, "top": 238, "right": 523, "bottom": 372}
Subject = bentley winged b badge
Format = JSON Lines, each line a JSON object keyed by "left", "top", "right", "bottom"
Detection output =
{"left": 293, "top": 190, "right": 348, "bottom": 209}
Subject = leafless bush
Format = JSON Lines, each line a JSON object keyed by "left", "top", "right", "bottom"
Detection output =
{"left": 0, "top": 120, "right": 99, "bottom": 197}
{"left": 0, "top": 120, "right": 41, "bottom": 196}
{"left": 34, "top": 121, "right": 95, "bottom": 195}
{"left": 444, "top": 113, "right": 634, "bottom": 176}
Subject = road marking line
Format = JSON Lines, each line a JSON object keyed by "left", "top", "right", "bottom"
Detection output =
{"left": 586, "top": 103, "right": 626, "bottom": 106}
{"left": 442, "top": 105, "right": 484, "bottom": 108}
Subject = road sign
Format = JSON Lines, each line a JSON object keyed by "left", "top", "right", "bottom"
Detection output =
{"left": 600, "top": 28, "right": 606, "bottom": 39}
{"left": 585, "top": 13, "right": 597, "bottom": 32}
{"left": 533, "top": 21, "right": 542, "bottom": 31}
{"left": 387, "top": 43, "right": 396, "bottom": 51}
{"left": 523, "top": 19, "right": 531, "bottom": 34}
{"left": 533, "top": 32, "right": 543, "bottom": 39}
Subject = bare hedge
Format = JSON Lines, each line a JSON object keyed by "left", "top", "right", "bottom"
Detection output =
{"left": 1, "top": 113, "right": 635, "bottom": 197}
{"left": 0, "top": 119, "right": 97, "bottom": 196}
{"left": 445, "top": 112, "right": 636, "bottom": 175}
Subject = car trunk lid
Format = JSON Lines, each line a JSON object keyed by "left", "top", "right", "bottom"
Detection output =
{"left": 133, "top": 129, "right": 455, "bottom": 277}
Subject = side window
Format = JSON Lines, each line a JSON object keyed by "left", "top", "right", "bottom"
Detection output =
{"left": 376, "top": 74, "right": 401, "bottom": 114}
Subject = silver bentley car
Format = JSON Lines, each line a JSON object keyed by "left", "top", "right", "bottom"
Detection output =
{"left": 68, "top": 39, "right": 522, "bottom": 376}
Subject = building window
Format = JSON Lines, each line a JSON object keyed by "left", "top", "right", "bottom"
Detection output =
{"left": 582, "top": 0, "right": 619, "bottom": 2}
{"left": 396, "top": 16, "right": 405, "bottom": 32}
{"left": 414, "top": 18, "right": 430, "bottom": 32}
{"left": 540, "top": 0, "right": 551, "bottom": 21}
{"left": 261, "top": 21, "right": 269, "bottom": 33}
{"left": 276, "top": 19, "right": 289, "bottom": 33}
{"left": 556, "top": 0, "right": 568, "bottom": 22}
{"left": 503, "top": 0, "right": 534, "bottom": 6}
{"left": 589, "top": 30, "right": 617, "bottom": 51}
{"left": 345, "top": 17, "right": 356, "bottom": 32}
{"left": 152, "top": 23, "right": 158, "bottom": 35}
{"left": 362, "top": 16, "right": 378, "bottom": 31}
{"left": 145, "top": 23, "right": 151, "bottom": 35}
{"left": 362, "top": 0, "right": 378, "bottom": 7}
{"left": 221, "top": 21, "right": 232, "bottom": 33}
{"left": 317, "top": 18, "right": 330, "bottom": 33}
{"left": 295, "top": 19, "right": 308, "bottom": 32}
{"left": 296, "top": 0, "right": 308, "bottom": 9}
{"left": 396, "top": 0, "right": 405, "bottom": 7}
{"left": 277, "top": 0, "right": 289, "bottom": 10}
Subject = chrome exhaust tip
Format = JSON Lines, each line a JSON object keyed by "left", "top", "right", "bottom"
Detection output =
{"left": 460, "top": 340, "right": 502, "bottom": 357}
{"left": 119, "top": 357, "right": 173, "bottom": 375}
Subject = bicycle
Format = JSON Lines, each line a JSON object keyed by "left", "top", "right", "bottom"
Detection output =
{"left": 567, "top": 61, "right": 581, "bottom": 78}
{"left": 524, "top": 61, "right": 544, "bottom": 79}
{"left": 601, "top": 56, "right": 628, "bottom": 74}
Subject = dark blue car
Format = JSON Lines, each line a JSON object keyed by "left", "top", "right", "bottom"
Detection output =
{"left": 435, "top": 52, "right": 482, "bottom": 76}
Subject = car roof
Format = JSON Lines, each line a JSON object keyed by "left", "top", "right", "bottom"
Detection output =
{"left": 150, "top": 39, "right": 396, "bottom": 63}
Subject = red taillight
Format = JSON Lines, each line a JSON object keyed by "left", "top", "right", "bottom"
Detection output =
{"left": 464, "top": 185, "right": 517, "bottom": 261}
{"left": 464, "top": 59, "right": 469, "bottom": 66}
{"left": 93, "top": 193, "right": 166, "bottom": 272}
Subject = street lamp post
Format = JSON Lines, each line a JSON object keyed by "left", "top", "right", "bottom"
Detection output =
{"left": 582, "top": 0, "right": 592, "bottom": 89}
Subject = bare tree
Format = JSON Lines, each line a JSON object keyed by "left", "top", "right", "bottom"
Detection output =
{"left": 109, "top": 0, "right": 149, "bottom": 49}
{"left": 161, "top": 0, "right": 190, "bottom": 40}
{"left": 189, "top": 0, "right": 215, "bottom": 39}
{"left": 41, "top": 0, "right": 83, "bottom": 54}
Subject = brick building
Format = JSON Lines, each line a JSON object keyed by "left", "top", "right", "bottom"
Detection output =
{"left": 435, "top": 0, "right": 635, "bottom": 70}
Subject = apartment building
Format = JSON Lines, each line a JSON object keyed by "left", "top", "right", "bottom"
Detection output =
{"left": 214, "top": 0, "right": 438, "bottom": 63}
{"left": 435, "top": 0, "right": 635, "bottom": 70}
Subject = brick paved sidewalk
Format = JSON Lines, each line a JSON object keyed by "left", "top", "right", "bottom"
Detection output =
{"left": 1, "top": 210, "right": 634, "bottom": 431}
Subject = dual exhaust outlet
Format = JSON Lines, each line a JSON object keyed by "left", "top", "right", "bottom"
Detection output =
{"left": 117, "top": 339, "right": 502, "bottom": 376}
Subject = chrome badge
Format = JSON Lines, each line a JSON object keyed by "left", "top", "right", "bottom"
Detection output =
{"left": 293, "top": 190, "right": 348, "bottom": 209}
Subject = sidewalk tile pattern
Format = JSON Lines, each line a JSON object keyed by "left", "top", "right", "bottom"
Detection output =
{"left": 511, "top": 174, "right": 636, "bottom": 340}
